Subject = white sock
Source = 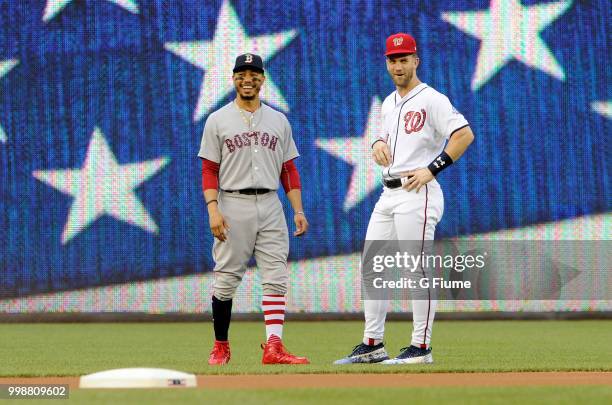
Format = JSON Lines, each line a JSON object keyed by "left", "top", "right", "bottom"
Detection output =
{"left": 262, "top": 295, "right": 285, "bottom": 339}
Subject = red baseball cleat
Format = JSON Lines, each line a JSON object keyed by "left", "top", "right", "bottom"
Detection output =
{"left": 261, "top": 340, "right": 310, "bottom": 365}
{"left": 208, "top": 340, "right": 231, "bottom": 365}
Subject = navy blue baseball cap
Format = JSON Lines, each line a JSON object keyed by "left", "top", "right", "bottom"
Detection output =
{"left": 233, "top": 53, "right": 264, "bottom": 73}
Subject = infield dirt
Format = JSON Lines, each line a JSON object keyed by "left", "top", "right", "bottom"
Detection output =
{"left": 1, "top": 372, "right": 611, "bottom": 389}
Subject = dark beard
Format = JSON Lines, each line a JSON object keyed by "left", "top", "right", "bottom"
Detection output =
{"left": 240, "top": 94, "right": 256, "bottom": 100}
{"left": 393, "top": 72, "right": 412, "bottom": 87}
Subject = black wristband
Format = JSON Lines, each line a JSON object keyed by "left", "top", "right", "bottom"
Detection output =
{"left": 427, "top": 151, "right": 454, "bottom": 176}
{"left": 206, "top": 199, "right": 218, "bottom": 206}
{"left": 371, "top": 138, "right": 385, "bottom": 149}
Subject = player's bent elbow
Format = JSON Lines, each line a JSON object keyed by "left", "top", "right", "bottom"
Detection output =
{"left": 454, "top": 127, "right": 475, "bottom": 146}
{"left": 464, "top": 130, "right": 475, "bottom": 146}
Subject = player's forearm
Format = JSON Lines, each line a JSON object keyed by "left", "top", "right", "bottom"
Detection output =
{"left": 445, "top": 127, "right": 474, "bottom": 161}
{"left": 285, "top": 189, "right": 305, "bottom": 214}
{"left": 204, "top": 189, "right": 220, "bottom": 213}
{"left": 201, "top": 158, "right": 221, "bottom": 212}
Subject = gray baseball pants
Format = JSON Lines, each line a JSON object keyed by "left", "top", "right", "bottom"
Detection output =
{"left": 212, "top": 190, "right": 289, "bottom": 300}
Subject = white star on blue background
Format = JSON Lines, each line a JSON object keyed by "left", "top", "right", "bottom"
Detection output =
{"left": 43, "top": 0, "right": 139, "bottom": 22}
{"left": 33, "top": 128, "right": 169, "bottom": 244}
{"left": 164, "top": 0, "right": 297, "bottom": 121}
{"left": 316, "top": 98, "right": 384, "bottom": 211}
{"left": 442, "top": 0, "right": 573, "bottom": 90}
{"left": 0, "top": 59, "right": 19, "bottom": 143}
{"left": 591, "top": 101, "right": 611, "bottom": 120}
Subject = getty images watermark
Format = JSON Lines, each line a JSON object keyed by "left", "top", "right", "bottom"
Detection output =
{"left": 361, "top": 240, "right": 611, "bottom": 301}
{"left": 370, "top": 250, "right": 487, "bottom": 290}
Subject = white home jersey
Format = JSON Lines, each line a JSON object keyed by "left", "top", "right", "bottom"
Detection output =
{"left": 380, "top": 83, "right": 468, "bottom": 179}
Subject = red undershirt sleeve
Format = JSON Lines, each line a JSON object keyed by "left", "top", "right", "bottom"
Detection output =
{"left": 201, "top": 158, "right": 220, "bottom": 192}
{"left": 280, "top": 159, "right": 301, "bottom": 193}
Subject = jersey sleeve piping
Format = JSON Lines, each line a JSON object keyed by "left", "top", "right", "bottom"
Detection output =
{"left": 448, "top": 124, "right": 470, "bottom": 139}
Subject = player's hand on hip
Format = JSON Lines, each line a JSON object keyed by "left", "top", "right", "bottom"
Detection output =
{"left": 293, "top": 213, "right": 309, "bottom": 237}
{"left": 403, "top": 168, "right": 434, "bottom": 193}
{"left": 372, "top": 140, "right": 391, "bottom": 167}
{"left": 209, "top": 209, "right": 230, "bottom": 242}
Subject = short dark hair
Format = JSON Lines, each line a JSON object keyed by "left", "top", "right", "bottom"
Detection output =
{"left": 387, "top": 53, "right": 417, "bottom": 60}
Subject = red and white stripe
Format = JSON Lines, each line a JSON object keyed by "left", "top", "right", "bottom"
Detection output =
{"left": 262, "top": 294, "right": 285, "bottom": 339}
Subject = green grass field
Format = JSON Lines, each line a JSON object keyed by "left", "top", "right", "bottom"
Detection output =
{"left": 3, "top": 387, "right": 612, "bottom": 405}
{"left": 61, "top": 386, "right": 612, "bottom": 405}
{"left": 1, "top": 321, "right": 611, "bottom": 404}
{"left": 1, "top": 321, "right": 611, "bottom": 376}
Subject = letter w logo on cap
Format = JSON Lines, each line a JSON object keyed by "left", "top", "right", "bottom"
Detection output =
{"left": 385, "top": 33, "right": 417, "bottom": 56}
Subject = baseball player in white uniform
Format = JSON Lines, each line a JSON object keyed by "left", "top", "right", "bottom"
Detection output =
{"left": 335, "top": 33, "right": 474, "bottom": 365}
{"left": 200, "top": 53, "right": 309, "bottom": 365}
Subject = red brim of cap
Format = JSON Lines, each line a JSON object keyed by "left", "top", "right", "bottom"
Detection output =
{"left": 385, "top": 49, "right": 416, "bottom": 56}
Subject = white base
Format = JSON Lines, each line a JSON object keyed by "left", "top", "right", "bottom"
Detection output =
{"left": 382, "top": 353, "right": 434, "bottom": 364}
{"left": 79, "top": 368, "right": 197, "bottom": 388}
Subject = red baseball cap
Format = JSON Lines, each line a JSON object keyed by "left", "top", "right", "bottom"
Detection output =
{"left": 385, "top": 33, "right": 417, "bottom": 56}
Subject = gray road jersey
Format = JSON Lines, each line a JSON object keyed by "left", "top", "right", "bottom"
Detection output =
{"left": 198, "top": 101, "right": 299, "bottom": 190}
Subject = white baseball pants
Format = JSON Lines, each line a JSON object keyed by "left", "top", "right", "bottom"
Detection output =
{"left": 363, "top": 181, "right": 444, "bottom": 348}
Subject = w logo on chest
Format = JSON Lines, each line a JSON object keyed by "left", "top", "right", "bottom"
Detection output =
{"left": 403, "top": 109, "right": 427, "bottom": 134}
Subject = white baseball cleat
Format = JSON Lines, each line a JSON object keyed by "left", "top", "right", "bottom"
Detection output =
{"left": 333, "top": 343, "right": 390, "bottom": 364}
{"left": 382, "top": 345, "right": 433, "bottom": 364}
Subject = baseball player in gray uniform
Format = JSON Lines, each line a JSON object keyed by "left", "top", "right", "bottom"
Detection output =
{"left": 335, "top": 33, "right": 474, "bottom": 365}
{"left": 199, "top": 53, "right": 309, "bottom": 365}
